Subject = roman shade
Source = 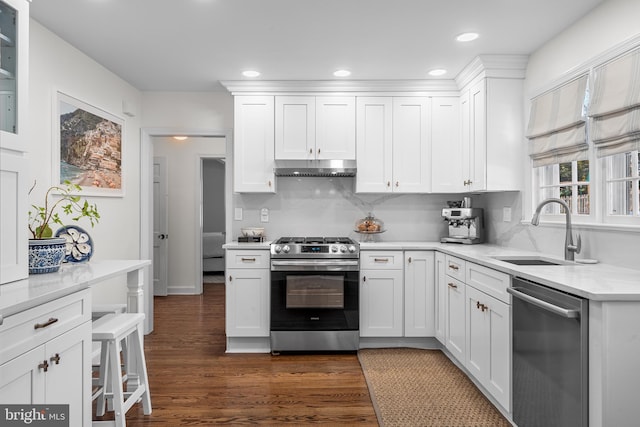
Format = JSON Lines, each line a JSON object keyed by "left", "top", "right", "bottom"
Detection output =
{"left": 589, "top": 46, "right": 640, "bottom": 157}
{"left": 526, "top": 74, "right": 589, "bottom": 166}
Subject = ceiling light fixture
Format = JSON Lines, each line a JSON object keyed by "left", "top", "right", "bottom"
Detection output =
{"left": 333, "top": 69, "right": 351, "bottom": 77}
{"left": 456, "top": 32, "right": 479, "bottom": 42}
{"left": 428, "top": 69, "right": 447, "bottom": 77}
{"left": 173, "top": 136, "right": 188, "bottom": 141}
{"left": 242, "top": 70, "right": 260, "bottom": 78}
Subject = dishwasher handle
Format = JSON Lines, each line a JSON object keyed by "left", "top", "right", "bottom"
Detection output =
{"left": 507, "top": 287, "right": 580, "bottom": 319}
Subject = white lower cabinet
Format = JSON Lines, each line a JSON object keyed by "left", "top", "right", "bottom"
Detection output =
{"left": 465, "top": 285, "right": 510, "bottom": 411}
{"left": 225, "top": 250, "right": 270, "bottom": 337}
{"left": 359, "top": 263, "right": 404, "bottom": 337}
{"left": 360, "top": 250, "right": 435, "bottom": 338}
{"left": 434, "top": 252, "right": 447, "bottom": 343}
{"left": 404, "top": 251, "right": 435, "bottom": 337}
{"left": 445, "top": 275, "right": 466, "bottom": 362}
{"left": 0, "top": 289, "right": 92, "bottom": 427}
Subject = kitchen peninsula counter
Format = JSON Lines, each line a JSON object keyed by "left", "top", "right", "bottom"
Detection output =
{"left": 0, "top": 259, "right": 151, "bottom": 320}
{"left": 360, "top": 242, "right": 640, "bottom": 301}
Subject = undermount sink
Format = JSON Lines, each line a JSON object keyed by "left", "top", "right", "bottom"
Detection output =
{"left": 492, "top": 255, "right": 574, "bottom": 266}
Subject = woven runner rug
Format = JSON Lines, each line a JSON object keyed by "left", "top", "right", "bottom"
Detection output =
{"left": 358, "top": 348, "right": 511, "bottom": 427}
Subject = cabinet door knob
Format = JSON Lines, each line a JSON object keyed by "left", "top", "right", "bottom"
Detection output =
{"left": 229, "top": 275, "right": 232, "bottom": 282}
{"left": 50, "top": 353, "right": 61, "bottom": 365}
{"left": 317, "top": 148, "right": 321, "bottom": 155}
{"left": 268, "top": 180, "right": 272, "bottom": 187}
{"left": 39, "top": 360, "right": 49, "bottom": 372}
{"left": 408, "top": 257, "right": 412, "bottom": 264}
{"left": 448, "top": 282, "right": 458, "bottom": 289}
{"left": 395, "top": 181, "right": 399, "bottom": 187}
{"left": 363, "top": 276, "right": 367, "bottom": 283}
{"left": 309, "top": 148, "right": 313, "bottom": 154}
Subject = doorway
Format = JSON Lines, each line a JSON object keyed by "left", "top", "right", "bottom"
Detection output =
{"left": 139, "top": 129, "right": 233, "bottom": 332}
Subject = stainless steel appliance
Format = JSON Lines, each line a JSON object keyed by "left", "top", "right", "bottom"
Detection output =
{"left": 441, "top": 207, "right": 484, "bottom": 244}
{"left": 270, "top": 237, "right": 359, "bottom": 352}
{"left": 507, "top": 277, "right": 588, "bottom": 427}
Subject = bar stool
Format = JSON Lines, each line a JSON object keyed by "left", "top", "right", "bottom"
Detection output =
{"left": 92, "top": 313, "right": 152, "bottom": 427}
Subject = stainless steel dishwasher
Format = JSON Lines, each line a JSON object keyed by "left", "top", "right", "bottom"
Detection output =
{"left": 507, "top": 277, "right": 588, "bottom": 427}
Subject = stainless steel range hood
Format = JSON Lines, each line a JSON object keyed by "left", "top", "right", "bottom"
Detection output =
{"left": 273, "top": 159, "right": 356, "bottom": 177}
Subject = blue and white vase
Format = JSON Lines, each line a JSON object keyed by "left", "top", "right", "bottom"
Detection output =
{"left": 28, "top": 238, "right": 66, "bottom": 274}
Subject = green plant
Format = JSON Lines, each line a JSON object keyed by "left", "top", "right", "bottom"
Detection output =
{"left": 28, "top": 180, "right": 100, "bottom": 239}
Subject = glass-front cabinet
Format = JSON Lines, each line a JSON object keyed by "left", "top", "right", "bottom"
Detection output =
{"left": 0, "top": 0, "right": 29, "bottom": 284}
{"left": 0, "top": 0, "right": 27, "bottom": 149}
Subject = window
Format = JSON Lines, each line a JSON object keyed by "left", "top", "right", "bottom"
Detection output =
{"left": 535, "top": 160, "right": 590, "bottom": 216}
{"left": 604, "top": 151, "right": 640, "bottom": 218}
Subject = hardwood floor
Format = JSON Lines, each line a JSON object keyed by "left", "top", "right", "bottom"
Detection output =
{"left": 113, "top": 283, "right": 378, "bottom": 426}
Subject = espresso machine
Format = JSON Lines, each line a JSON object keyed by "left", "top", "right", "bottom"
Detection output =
{"left": 441, "top": 198, "right": 484, "bottom": 244}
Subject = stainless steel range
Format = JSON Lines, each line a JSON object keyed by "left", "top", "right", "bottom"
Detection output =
{"left": 270, "top": 237, "right": 359, "bottom": 352}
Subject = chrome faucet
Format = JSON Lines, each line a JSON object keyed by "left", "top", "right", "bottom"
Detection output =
{"left": 531, "top": 198, "right": 581, "bottom": 261}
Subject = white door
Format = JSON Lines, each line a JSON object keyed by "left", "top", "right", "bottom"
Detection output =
{"left": 153, "top": 156, "right": 169, "bottom": 296}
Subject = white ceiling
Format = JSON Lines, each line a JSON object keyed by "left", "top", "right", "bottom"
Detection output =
{"left": 30, "top": 0, "right": 604, "bottom": 92}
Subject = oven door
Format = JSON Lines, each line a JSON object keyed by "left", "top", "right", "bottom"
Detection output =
{"left": 270, "top": 260, "right": 359, "bottom": 331}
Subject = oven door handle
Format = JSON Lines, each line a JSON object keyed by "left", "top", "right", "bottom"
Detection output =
{"left": 271, "top": 260, "right": 359, "bottom": 268}
{"left": 507, "top": 287, "right": 580, "bottom": 318}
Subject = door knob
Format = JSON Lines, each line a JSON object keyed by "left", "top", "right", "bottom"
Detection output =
{"left": 158, "top": 234, "right": 167, "bottom": 240}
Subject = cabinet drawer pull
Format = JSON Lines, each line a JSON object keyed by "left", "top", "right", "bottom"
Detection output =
{"left": 38, "top": 360, "right": 49, "bottom": 372}
{"left": 241, "top": 257, "right": 257, "bottom": 262}
{"left": 50, "top": 353, "right": 61, "bottom": 365}
{"left": 448, "top": 282, "right": 458, "bottom": 289}
{"left": 408, "top": 257, "right": 412, "bottom": 264}
{"left": 229, "top": 275, "right": 233, "bottom": 282}
{"left": 363, "top": 276, "right": 366, "bottom": 283}
{"left": 374, "top": 258, "right": 389, "bottom": 262}
{"left": 448, "top": 263, "right": 459, "bottom": 271}
{"left": 34, "top": 317, "right": 59, "bottom": 330}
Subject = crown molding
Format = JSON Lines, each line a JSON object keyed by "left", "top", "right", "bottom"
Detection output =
{"left": 455, "top": 54, "right": 529, "bottom": 89}
{"left": 219, "top": 79, "right": 460, "bottom": 95}
{"left": 220, "top": 55, "right": 529, "bottom": 95}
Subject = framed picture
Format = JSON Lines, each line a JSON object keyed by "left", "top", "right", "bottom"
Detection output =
{"left": 53, "top": 91, "right": 124, "bottom": 197}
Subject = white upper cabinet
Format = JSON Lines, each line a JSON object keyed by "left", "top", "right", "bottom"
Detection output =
{"left": 431, "top": 97, "right": 462, "bottom": 193}
{"left": 233, "top": 96, "right": 275, "bottom": 193}
{"left": 0, "top": 0, "right": 29, "bottom": 284}
{"left": 316, "top": 96, "right": 356, "bottom": 159}
{"left": 0, "top": 0, "right": 28, "bottom": 151}
{"left": 459, "top": 77, "right": 524, "bottom": 192}
{"left": 356, "top": 97, "right": 431, "bottom": 193}
{"left": 275, "top": 95, "right": 355, "bottom": 160}
{"left": 355, "top": 97, "right": 393, "bottom": 192}
{"left": 275, "top": 96, "right": 316, "bottom": 159}
{"left": 392, "top": 97, "right": 431, "bottom": 192}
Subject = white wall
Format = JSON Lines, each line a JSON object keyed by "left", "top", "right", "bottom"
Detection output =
{"left": 29, "top": 20, "right": 143, "bottom": 304}
{"left": 483, "top": 0, "right": 640, "bottom": 269}
{"left": 152, "top": 136, "right": 225, "bottom": 294}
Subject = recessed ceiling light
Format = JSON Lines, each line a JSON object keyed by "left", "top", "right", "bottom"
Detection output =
{"left": 428, "top": 69, "right": 447, "bottom": 77}
{"left": 173, "top": 136, "right": 188, "bottom": 141}
{"left": 456, "top": 32, "right": 479, "bottom": 42}
{"left": 242, "top": 70, "right": 260, "bottom": 78}
{"left": 333, "top": 69, "right": 351, "bottom": 77}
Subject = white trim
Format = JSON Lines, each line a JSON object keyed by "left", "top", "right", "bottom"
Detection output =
{"left": 519, "top": 219, "right": 640, "bottom": 234}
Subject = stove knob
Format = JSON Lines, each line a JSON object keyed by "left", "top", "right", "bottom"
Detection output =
{"left": 273, "top": 245, "right": 282, "bottom": 253}
{"left": 282, "top": 245, "right": 291, "bottom": 253}
{"left": 339, "top": 245, "right": 347, "bottom": 253}
{"left": 348, "top": 245, "right": 357, "bottom": 253}
{"left": 330, "top": 245, "right": 339, "bottom": 253}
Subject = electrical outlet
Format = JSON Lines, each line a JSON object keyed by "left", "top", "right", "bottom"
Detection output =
{"left": 503, "top": 207, "right": 512, "bottom": 222}
{"left": 234, "top": 208, "right": 243, "bottom": 221}
{"left": 260, "top": 208, "right": 269, "bottom": 223}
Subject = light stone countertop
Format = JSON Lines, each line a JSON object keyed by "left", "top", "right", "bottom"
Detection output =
{"left": 0, "top": 259, "right": 151, "bottom": 319}
{"left": 360, "top": 241, "right": 640, "bottom": 301}
{"left": 222, "top": 240, "right": 640, "bottom": 301}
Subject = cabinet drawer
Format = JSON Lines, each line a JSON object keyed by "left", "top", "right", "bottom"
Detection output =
{"left": 445, "top": 255, "right": 466, "bottom": 281}
{"left": 226, "top": 250, "right": 269, "bottom": 269}
{"left": 360, "top": 251, "right": 403, "bottom": 270}
{"left": 0, "top": 289, "right": 91, "bottom": 365}
{"left": 466, "top": 262, "right": 511, "bottom": 304}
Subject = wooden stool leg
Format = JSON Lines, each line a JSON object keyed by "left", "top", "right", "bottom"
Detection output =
{"left": 96, "top": 341, "right": 109, "bottom": 416}
{"left": 133, "top": 324, "right": 152, "bottom": 415}
{"left": 109, "top": 339, "right": 127, "bottom": 427}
